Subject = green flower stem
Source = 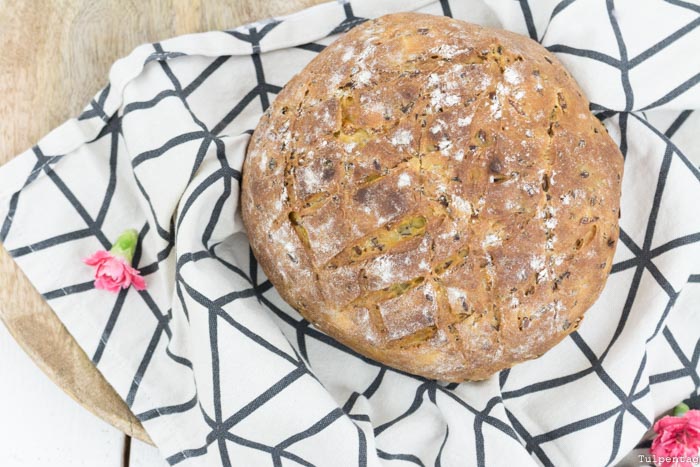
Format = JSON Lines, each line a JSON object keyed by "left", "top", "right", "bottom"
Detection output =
{"left": 109, "top": 229, "right": 139, "bottom": 264}
{"left": 674, "top": 402, "right": 690, "bottom": 417}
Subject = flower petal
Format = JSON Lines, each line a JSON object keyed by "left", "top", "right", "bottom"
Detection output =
{"left": 131, "top": 273, "right": 147, "bottom": 291}
{"left": 83, "top": 250, "right": 112, "bottom": 266}
{"left": 102, "top": 258, "right": 127, "bottom": 280}
{"left": 652, "top": 411, "right": 700, "bottom": 465}
{"left": 94, "top": 276, "right": 121, "bottom": 293}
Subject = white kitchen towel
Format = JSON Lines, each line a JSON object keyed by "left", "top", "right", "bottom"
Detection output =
{"left": 1, "top": 0, "right": 699, "bottom": 466}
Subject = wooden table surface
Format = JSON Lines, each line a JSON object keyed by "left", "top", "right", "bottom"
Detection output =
{"left": 0, "top": 0, "right": 324, "bottom": 463}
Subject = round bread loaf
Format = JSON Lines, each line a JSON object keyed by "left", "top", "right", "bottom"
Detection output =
{"left": 241, "top": 13, "right": 623, "bottom": 381}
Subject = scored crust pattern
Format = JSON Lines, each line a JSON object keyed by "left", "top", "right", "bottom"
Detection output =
{"left": 242, "top": 13, "right": 623, "bottom": 381}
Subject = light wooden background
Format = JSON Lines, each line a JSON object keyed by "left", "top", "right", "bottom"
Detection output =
{"left": 0, "top": 0, "right": 325, "bottom": 465}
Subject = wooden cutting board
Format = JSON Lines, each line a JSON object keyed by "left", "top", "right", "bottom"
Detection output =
{"left": 0, "top": 0, "right": 326, "bottom": 444}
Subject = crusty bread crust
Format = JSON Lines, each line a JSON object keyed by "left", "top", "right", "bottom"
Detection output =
{"left": 241, "top": 13, "right": 623, "bottom": 381}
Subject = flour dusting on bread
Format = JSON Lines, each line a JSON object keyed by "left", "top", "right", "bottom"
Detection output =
{"left": 241, "top": 13, "right": 623, "bottom": 381}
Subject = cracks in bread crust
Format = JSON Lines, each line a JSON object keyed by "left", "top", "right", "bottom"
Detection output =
{"left": 241, "top": 13, "right": 624, "bottom": 381}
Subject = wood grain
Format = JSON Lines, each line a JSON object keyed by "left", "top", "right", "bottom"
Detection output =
{"left": 0, "top": 0, "right": 326, "bottom": 445}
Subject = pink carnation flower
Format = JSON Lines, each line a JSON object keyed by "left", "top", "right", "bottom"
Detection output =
{"left": 651, "top": 409, "right": 700, "bottom": 467}
{"left": 84, "top": 250, "right": 146, "bottom": 292}
{"left": 83, "top": 229, "right": 146, "bottom": 293}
